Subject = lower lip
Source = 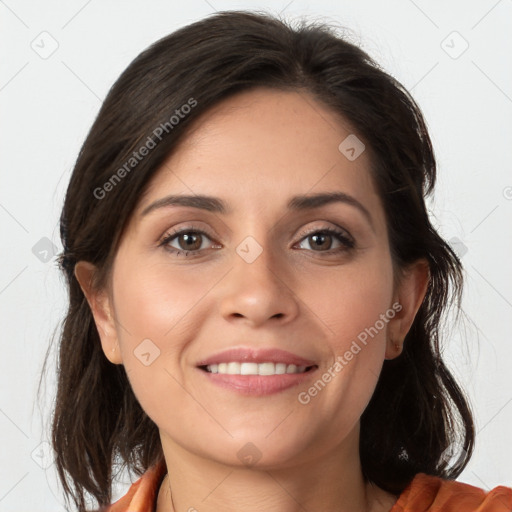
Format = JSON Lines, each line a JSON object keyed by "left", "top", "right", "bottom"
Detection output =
{"left": 197, "top": 367, "right": 317, "bottom": 396}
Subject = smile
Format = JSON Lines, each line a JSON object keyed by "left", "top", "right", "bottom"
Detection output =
{"left": 201, "top": 362, "right": 316, "bottom": 375}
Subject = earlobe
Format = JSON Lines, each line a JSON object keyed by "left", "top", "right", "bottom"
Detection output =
{"left": 74, "top": 261, "right": 123, "bottom": 365}
{"left": 385, "top": 259, "right": 430, "bottom": 360}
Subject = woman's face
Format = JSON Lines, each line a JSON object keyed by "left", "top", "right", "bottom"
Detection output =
{"left": 80, "top": 88, "right": 422, "bottom": 469}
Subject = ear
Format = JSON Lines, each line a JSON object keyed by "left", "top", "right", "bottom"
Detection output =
{"left": 385, "top": 258, "right": 430, "bottom": 360}
{"left": 74, "top": 261, "right": 123, "bottom": 365}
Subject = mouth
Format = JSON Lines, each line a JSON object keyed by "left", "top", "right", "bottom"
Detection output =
{"left": 195, "top": 347, "right": 319, "bottom": 395}
{"left": 197, "top": 363, "right": 318, "bottom": 396}
{"left": 198, "top": 362, "right": 318, "bottom": 376}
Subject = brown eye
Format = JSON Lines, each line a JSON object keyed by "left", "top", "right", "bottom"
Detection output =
{"left": 296, "top": 228, "right": 355, "bottom": 253}
{"left": 308, "top": 232, "right": 333, "bottom": 251}
{"left": 160, "top": 229, "right": 217, "bottom": 256}
{"left": 175, "top": 232, "right": 203, "bottom": 251}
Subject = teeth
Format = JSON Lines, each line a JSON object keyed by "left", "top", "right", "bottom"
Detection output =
{"left": 241, "top": 362, "right": 258, "bottom": 375}
{"left": 205, "top": 362, "right": 309, "bottom": 375}
{"left": 228, "top": 362, "right": 241, "bottom": 374}
{"left": 275, "top": 363, "right": 287, "bottom": 374}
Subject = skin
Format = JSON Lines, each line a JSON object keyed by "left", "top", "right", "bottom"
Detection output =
{"left": 76, "top": 88, "right": 429, "bottom": 512}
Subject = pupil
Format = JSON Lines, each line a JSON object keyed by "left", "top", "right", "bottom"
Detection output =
{"left": 311, "top": 233, "right": 331, "bottom": 250}
{"left": 181, "top": 233, "right": 201, "bottom": 250}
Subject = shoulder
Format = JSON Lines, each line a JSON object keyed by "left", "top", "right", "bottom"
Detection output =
{"left": 390, "top": 472, "right": 512, "bottom": 512}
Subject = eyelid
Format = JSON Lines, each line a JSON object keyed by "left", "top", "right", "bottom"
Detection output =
{"left": 159, "top": 222, "right": 217, "bottom": 243}
{"left": 294, "top": 223, "right": 354, "bottom": 245}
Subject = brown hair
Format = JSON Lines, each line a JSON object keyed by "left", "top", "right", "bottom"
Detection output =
{"left": 41, "top": 9, "right": 475, "bottom": 511}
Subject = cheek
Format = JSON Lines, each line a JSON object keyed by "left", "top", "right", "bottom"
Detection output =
{"left": 300, "top": 251, "right": 394, "bottom": 352}
{"left": 270, "top": 254, "right": 395, "bottom": 456}
{"left": 294, "top": 252, "right": 394, "bottom": 413}
{"left": 110, "top": 258, "right": 211, "bottom": 427}
{"left": 331, "top": 271, "right": 393, "bottom": 354}
{"left": 109, "top": 258, "right": 204, "bottom": 387}
{"left": 112, "top": 258, "right": 213, "bottom": 343}
{"left": 109, "top": 252, "right": 235, "bottom": 403}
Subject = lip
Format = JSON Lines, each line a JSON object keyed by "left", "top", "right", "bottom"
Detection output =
{"left": 195, "top": 347, "right": 317, "bottom": 367}
{"left": 195, "top": 347, "right": 318, "bottom": 396}
{"left": 199, "top": 369, "right": 318, "bottom": 396}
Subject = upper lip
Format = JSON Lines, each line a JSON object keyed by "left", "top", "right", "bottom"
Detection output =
{"left": 196, "top": 347, "right": 317, "bottom": 367}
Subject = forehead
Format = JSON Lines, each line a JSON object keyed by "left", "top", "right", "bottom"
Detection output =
{"left": 137, "top": 87, "right": 380, "bottom": 218}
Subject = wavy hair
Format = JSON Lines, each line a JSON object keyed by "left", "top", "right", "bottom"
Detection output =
{"left": 40, "top": 9, "right": 474, "bottom": 511}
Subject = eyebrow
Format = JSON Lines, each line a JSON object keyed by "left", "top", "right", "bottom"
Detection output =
{"left": 140, "top": 191, "right": 374, "bottom": 228}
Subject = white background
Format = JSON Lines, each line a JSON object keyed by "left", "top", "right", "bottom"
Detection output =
{"left": 1, "top": 1, "right": 511, "bottom": 510}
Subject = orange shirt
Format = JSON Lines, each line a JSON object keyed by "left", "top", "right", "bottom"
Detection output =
{"left": 104, "top": 458, "right": 512, "bottom": 512}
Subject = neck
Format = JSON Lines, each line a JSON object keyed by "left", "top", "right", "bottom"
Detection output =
{"left": 155, "top": 426, "right": 398, "bottom": 512}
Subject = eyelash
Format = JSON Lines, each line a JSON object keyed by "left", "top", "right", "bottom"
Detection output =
{"left": 158, "top": 226, "right": 355, "bottom": 258}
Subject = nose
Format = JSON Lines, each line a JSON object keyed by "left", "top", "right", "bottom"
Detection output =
{"left": 217, "top": 239, "right": 300, "bottom": 328}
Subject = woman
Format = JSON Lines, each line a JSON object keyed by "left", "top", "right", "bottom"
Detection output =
{"left": 49, "top": 10, "right": 512, "bottom": 512}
